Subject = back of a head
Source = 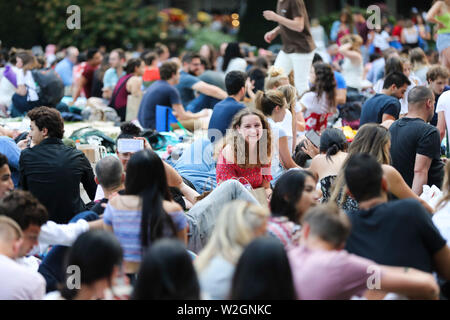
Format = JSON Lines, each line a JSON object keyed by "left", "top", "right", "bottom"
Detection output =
{"left": 95, "top": 156, "right": 123, "bottom": 191}
{"left": 271, "top": 170, "right": 315, "bottom": 223}
{"left": 265, "top": 66, "right": 288, "bottom": 90}
{"left": 254, "top": 89, "right": 286, "bottom": 116}
{"left": 132, "top": 239, "right": 200, "bottom": 300}
{"left": 143, "top": 52, "right": 158, "bottom": 66}
{"left": 195, "top": 200, "right": 269, "bottom": 271}
{"left": 27, "top": 106, "right": 65, "bottom": 139}
{"left": 125, "top": 58, "right": 142, "bottom": 74}
{"left": 382, "top": 71, "right": 411, "bottom": 90}
{"left": 0, "top": 190, "right": 48, "bottom": 230}
{"left": 383, "top": 47, "right": 398, "bottom": 60}
{"left": 277, "top": 84, "right": 297, "bottom": 108}
{"left": 407, "top": 86, "right": 434, "bottom": 109}
{"left": 409, "top": 47, "right": 428, "bottom": 68}
{"left": 301, "top": 204, "right": 351, "bottom": 248}
{"left": 348, "top": 123, "right": 391, "bottom": 165}
{"left": 159, "top": 61, "right": 178, "bottom": 81}
{"left": 294, "top": 140, "right": 312, "bottom": 167}
{"left": 230, "top": 237, "right": 296, "bottom": 300}
{"left": 319, "top": 128, "right": 348, "bottom": 160}
{"left": 225, "top": 71, "right": 247, "bottom": 96}
{"left": 0, "top": 215, "right": 22, "bottom": 245}
{"left": 312, "top": 53, "right": 324, "bottom": 64}
{"left": 344, "top": 153, "right": 383, "bottom": 202}
{"left": 384, "top": 56, "right": 404, "bottom": 76}
{"left": 61, "top": 230, "right": 123, "bottom": 300}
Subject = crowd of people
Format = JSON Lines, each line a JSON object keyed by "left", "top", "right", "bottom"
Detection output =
{"left": 1, "top": 0, "right": 450, "bottom": 301}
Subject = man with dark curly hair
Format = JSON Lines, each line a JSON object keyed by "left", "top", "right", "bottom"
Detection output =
{"left": 19, "top": 106, "right": 96, "bottom": 224}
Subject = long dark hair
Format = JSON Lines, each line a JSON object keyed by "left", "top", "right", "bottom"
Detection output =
{"left": 222, "top": 42, "right": 243, "bottom": 72}
{"left": 60, "top": 230, "right": 123, "bottom": 300}
{"left": 270, "top": 170, "right": 315, "bottom": 223}
{"left": 319, "top": 128, "right": 348, "bottom": 162}
{"left": 310, "top": 63, "right": 336, "bottom": 110}
{"left": 229, "top": 237, "right": 296, "bottom": 300}
{"left": 125, "top": 149, "right": 176, "bottom": 250}
{"left": 131, "top": 239, "right": 200, "bottom": 300}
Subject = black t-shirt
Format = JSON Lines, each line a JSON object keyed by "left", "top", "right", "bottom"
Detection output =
{"left": 345, "top": 199, "right": 447, "bottom": 273}
{"left": 360, "top": 93, "right": 401, "bottom": 126}
{"left": 389, "top": 117, "right": 444, "bottom": 188}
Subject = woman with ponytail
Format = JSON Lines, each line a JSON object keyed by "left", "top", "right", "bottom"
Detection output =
{"left": 307, "top": 128, "right": 348, "bottom": 202}
{"left": 255, "top": 90, "right": 300, "bottom": 185}
{"left": 103, "top": 149, "right": 188, "bottom": 279}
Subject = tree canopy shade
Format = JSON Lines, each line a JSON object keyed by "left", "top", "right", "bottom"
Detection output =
{"left": 0, "top": 0, "right": 161, "bottom": 50}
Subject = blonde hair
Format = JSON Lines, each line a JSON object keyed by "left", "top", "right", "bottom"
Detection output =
{"left": 340, "top": 34, "right": 363, "bottom": 52}
{"left": 254, "top": 89, "right": 287, "bottom": 116}
{"left": 195, "top": 200, "right": 269, "bottom": 271}
{"left": 214, "top": 108, "right": 272, "bottom": 168}
{"left": 0, "top": 215, "right": 23, "bottom": 243}
{"left": 265, "top": 66, "right": 289, "bottom": 90}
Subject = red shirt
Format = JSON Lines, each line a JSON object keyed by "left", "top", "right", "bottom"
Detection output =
{"left": 82, "top": 63, "right": 98, "bottom": 98}
{"left": 143, "top": 67, "right": 161, "bottom": 82}
{"left": 216, "top": 150, "right": 272, "bottom": 189}
{"left": 392, "top": 25, "right": 403, "bottom": 38}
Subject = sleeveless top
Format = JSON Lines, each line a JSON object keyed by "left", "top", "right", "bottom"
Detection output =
{"left": 341, "top": 57, "right": 363, "bottom": 90}
{"left": 437, "top": 12, "right": 450, "bottom": 34}
{"left": 111, "top": 74, "right": 133, "bottom": 110}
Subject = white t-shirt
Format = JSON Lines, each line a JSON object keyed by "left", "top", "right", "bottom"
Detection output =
{"left": 0, "top": 254, "right": 46, "bottom": 300}
{"left": 279, "top": 109, "right": 294, "bottom": 153}
{"left": 300, "top": 91, "right": 330, "bottom": 117}
{"left": 16, "top": 69, "right": 39, "bottom": 101}
{"left": 436, "top": 90, "right": 450, "bottom": 133}
{"left": 268, "top": 118, "right": 288, "bottom": 182}
{"left": 373, "top": 31, "right": 390, "bottom": 51}
{"left": 225, "top": 58, "right": 247, "bottom": 75}
{"left": 433, "top": 201, "right": 450, "bottom": 245}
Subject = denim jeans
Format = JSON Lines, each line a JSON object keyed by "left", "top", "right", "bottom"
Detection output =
{"left": 274, "top": 50, "right": 314, "bottom": 96}
{"left": 186, "top": 94, "right": 221, "bottom": 113}
{"left": 38, "top": 211, "right": 99, "bottom": 293}
{"left": 10, "top": 93, "right": 41, "bottom": 117}
{"left": 186, "top": 180, "right": 259, "bottom": 254}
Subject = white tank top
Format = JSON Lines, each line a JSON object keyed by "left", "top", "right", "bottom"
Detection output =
{"left": 341, "top": 57, "right": 363, "bottom": 90}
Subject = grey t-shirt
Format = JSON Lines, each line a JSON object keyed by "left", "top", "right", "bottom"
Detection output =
{"left": 199, "top": 255, "right": 235, "bottom": 300}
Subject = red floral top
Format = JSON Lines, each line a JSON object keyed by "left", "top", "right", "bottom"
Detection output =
{"left": 216, "top": 151, "right": 272, "bottom": 189}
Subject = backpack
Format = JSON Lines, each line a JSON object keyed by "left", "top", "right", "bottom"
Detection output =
{"left": 32, "top": 69, "right": 64, "bottom": 107}
{"left": 69, "top": 127, "right": 116, "bottom": 153}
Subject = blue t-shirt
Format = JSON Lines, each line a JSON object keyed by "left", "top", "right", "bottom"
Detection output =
{"left": 0, "top": 136, "right": 21, "bottom": 187}
{"left": 360, "top": 93, "right": 401, "bottom": 126}
{"left": 137, "top": 80, "right": 181, "bottom": 129}
{"left": 208, "top": 97, "right": 245, "bottom": 143}
{"left": 175, "top": 71, "right": 200, "bottom": 106}
{"left": 334, "top": 71, "right": 347, "bottom": 89}
{"left": 54, "top": 58, "right": 74, "bottom": 87}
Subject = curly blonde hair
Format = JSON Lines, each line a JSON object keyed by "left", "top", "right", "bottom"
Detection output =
{"left": 265, "top": 66, "right": 289, "bottom": 90}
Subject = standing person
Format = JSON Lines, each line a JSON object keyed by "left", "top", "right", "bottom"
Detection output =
{"left": 427, "top": 0, "right": 450, "bottom": 69}
{"left": 389, "top": 86, "right": 444, "bottom": 194}
{"left": 102, "top": 49, "right": 126, "bottom": 100}
{"left": 430, "top": 66, "right": 450, "bottom": 137}
{"left": 70, "top": 48, "right": 103, "bottom": 104}
{"left": 401, "top": 20, "right": 420, "bottom": 50}
{"left": 19, "top": 107, "right": 97, "bottom": 223}
{"left": 10, "top": 51, "right": 40, "bottom": 117}
{"left": 109, "top": 58, "right": 145, "bottom": 121}
{"left": 263, "top": 0, "right": 316, "bottom": 96}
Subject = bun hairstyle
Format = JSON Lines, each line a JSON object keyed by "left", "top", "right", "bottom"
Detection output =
{"left": 319, "top": 128, "right": 348, "bottom": 162}
{"left": 254, "top": 89, "right": 287, "bottom": 116}
{"left": 265, "top": 66, "right": 289, "bottom": 90}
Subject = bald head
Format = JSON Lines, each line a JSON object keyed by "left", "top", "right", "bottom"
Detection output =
{"left": 66, "top": 46, "right": 79, "bottom": 63}
{"left": 95, "top": 156, "right": 124, "bottom": 191}
{"left": 407, "top": 86, "right": 434, "bottom": 110}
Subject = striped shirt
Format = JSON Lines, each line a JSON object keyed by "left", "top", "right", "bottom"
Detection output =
{"left": 267, "top": 216, "right": 301, "bottom": 249}
{"left": 103, "top": 203, "right": 187, "bottom": 262}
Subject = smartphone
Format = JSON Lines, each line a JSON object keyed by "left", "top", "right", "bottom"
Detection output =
{"left": 305, "top": 130, "right": 321, "bottom": 148}
{"left": 117, "top": 139, "right": 144, "bottom": 153}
